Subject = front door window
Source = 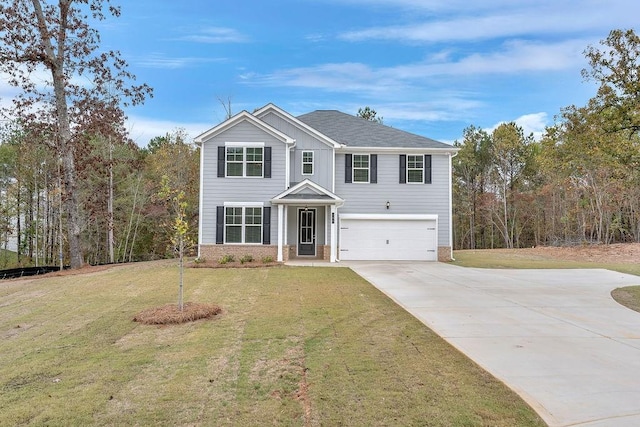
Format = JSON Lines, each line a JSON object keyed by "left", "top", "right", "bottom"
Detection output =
{"left": 298, "top": 209, "right": 316, "bottom": 256}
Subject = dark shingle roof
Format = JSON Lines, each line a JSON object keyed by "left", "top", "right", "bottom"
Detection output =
{"left": 297, "top": 110, "right": 450, "bottom": 149}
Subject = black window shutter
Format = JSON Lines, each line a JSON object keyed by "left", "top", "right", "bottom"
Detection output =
{"left": 370, "top": 154, "right": 377, "bottom": 183}
{"left": 216, "top": 206, "right": 224, "bottom": 244}
{"left": 264, "top": 147, "right": 272, "bottom": 178}
{"left": 399, "top": 154, "right": 406, "bottom": 184}
{"left": 424, "top": 154, "right": 432, "bottom": 184}
{"left": 345, "top": 154, "right": 352, "bottom": 183}
{"left": 217, "top": 146, "right": 225, "bottom": 177}
{"left": 262, "top": 207, "right": 271, "bottom": 244}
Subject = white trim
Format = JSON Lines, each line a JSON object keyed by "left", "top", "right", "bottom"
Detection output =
{"left": 406, "top": 154, "right": 424, "bottom": 184}
{"left": 449, "top": 151, "right": 457, "bottom": 259}
{"left": 224, "top": 146, "right": 265, "bottom": 178}
{"left": 330, "top": 204, "right": 337, "bottom": 262}
{"left": 223, "top": 201, "right": 264, "bottom": 207}
{"left": 194, "top": 110, "right": 295, "bottom": 145}
{"left": 271, "top": 179, "right": 344, "bottom": 206}
{"left": 352, "top": 153, "right": 370, "bottom": 184}
{"left": 301, "top": 151, "right": 314, "bottom": 175}
{"left": 340, "top": 213, "right": 438, "bottom": 221}
{"left": 277, "top": 205, "right": 284, "bottom": 262}
{"left": 337, "top": 146, "right": 459, "bottom": 154}
{"left": 225, "top": 141, "right": 265, "bottom": 147}
{"left": 198, "top": 142, "right": 205, "bottom": 255}
{"left": 253, "top": 103, "right": 342, "bottom": 149}
{"left": 223, "top": 205, "right": 264, "bottom": 245}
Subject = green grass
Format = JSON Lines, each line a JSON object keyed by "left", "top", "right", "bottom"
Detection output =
{"left": 0, "top": 248, "right": 20, "bottom": 269}
{"left": 453, "top": 249, "right": 640, "bottom": 276}
{"left": 0, "top": 261, "right": 545, "bottom": 426}
{"left": 453, "top": 248, "right": 640, "bottom": 315}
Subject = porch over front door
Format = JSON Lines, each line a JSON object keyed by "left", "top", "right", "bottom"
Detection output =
{"left": 298, "top": 208, "right": 316, "bottom": 256}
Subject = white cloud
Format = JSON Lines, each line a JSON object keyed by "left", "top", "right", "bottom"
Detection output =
{"left": 338, "top": 1, "right": 634, "bottom": 43}
{"left": 177, "top": 27, "right": 249, "bottom": 44}
{"left": 243, "top": 38, "right": 589, "bottom": 94}
{"left": 125, "top": 115, "right": 212, "bottom": 147}
{"left": 136, "top": 54, "right": 226, "bottom": 69}
{"left": 486, "top": 112, "right": 549, "bottom": 140}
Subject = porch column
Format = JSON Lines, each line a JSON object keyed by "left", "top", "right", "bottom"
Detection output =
{"left": 330, "top": 204, "right": 337, "bottom": 262}
{"left": 277, "top": 204, "right": 284, "bottom": 262}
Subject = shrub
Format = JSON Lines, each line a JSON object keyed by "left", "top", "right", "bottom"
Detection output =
{"left": 193, "top": 257, "right": 206, "bottom": 264}
{"left": 261, "top": 255, "right": 274, "bottom": 263}
{"left": 240, "top": 254, "right": 254, "bottom": 264}
{"left": 219, "top": 254, "right": 235, "bottom": 264}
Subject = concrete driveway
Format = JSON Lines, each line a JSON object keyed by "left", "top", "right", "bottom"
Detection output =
{"left": 347, "top": 261, "right": 640, "bottom": 427}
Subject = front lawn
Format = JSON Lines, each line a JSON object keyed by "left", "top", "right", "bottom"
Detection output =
{"left": 0, "top": 261, "right": 545, "bottom": 426}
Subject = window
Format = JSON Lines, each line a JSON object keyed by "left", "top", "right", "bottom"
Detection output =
{"left": 345, "top": 154, "right": 377, "bottom": 183}
{"left": 399, "top": 154, "right": 431, "bottom": 184}
{"left": 225, "top": 146, "right": 263, "bottom": 177}
{"left": 224, "top": 206, "right": 263, "bottom": 244}
{"left": 407, "top": 155, "right": 424, "bottom": 183}
{"left": 302, "top": 151, "right": 314, "bottom": 175}
{"left": 352, "top": 154, "right": 370, "bottom": 183}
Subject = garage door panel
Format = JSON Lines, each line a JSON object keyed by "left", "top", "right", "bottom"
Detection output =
{"left": 339, "top": 216, "right": 437, "bottom": 261}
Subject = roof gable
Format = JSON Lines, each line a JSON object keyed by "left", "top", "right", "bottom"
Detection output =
{"left": 271, "top": 179, "right": 344, "bottom": 206}
{"left": 194, "top": 110, "right": 295, "bottom": 145}
{"left": 254, "top": 103, "right": 342, "bottom": 149}
{"left": 297, "top": 110, "right": 453, "bottom": 150}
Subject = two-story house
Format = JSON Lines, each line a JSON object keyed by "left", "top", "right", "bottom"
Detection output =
{"left": 195, "top": 103, "right": 458, "bottom": 263}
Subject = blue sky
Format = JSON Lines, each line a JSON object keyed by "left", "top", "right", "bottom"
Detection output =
{"left": 11, "top": 0, "right": 640, "bottom": 145}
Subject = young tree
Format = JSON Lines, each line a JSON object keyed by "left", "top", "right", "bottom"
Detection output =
{"left": 0, "top": 0, "right": 152, "bottom": 268}
{"left": 159, "top": 175, "right": 190, "bottom": 311}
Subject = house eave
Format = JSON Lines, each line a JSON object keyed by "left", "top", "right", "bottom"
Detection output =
{"left": 336, "top": 146, "right": 459, "bottom": 154}
{"left": 194, "top": 110, "right": 295, "bottom": 146}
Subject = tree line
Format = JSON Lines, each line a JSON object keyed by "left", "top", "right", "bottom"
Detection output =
{"left": 453, "top": 29, "right": 640, "bottom": 249}
{"left": 0, "top": 129, "right": 198, "bottom": 268}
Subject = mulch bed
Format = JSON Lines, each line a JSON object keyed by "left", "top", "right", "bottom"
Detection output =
{"left": 133, "top": 302, "right": 222, "bottom": 325}
{"left": 188, "top": 260, "right": 283, "bottom": 269}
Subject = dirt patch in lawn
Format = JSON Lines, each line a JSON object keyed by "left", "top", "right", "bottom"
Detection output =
{"left": 483, "top": 243, "right": 640, "bottom": 264}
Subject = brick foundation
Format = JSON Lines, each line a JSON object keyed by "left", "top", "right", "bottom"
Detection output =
{"left": 199, "top": 245, "right": 279, "bottom": 262}
{"left": 438, "top": 246, "right": 452, "bottom": 262}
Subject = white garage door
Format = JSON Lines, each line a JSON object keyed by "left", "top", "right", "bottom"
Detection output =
{"left": 339, "top": 214, "right": 438, "bottom": 261}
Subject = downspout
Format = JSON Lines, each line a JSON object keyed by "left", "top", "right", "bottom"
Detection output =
{"left": 449, "top": 150, "right": 458, "bottom": 261}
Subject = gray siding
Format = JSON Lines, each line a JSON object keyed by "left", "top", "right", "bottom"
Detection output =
{"left": 200, "top": 121, "right": 287, "bottom": 245}
{"left": 335, "top": 152, "right": 451, "bottom": 246}
{"left": 260, "top": 112, "right": 334, "bottom": 190}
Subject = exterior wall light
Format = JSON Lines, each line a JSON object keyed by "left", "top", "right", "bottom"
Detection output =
{"left": 386, "top": 201, "right": 390, "bottom": 209}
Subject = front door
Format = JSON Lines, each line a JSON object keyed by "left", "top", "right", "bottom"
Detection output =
{"left": 298, "top": 208, "right": 316, "bottom": 256}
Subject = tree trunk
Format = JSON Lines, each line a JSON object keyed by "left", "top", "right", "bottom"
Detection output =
{"left": 31, "top": 0, "right": 83, "bottom": 268}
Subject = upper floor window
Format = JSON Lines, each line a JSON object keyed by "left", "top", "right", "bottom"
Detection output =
{"left": 302, "top": 151, "right": 314, "bottom": 175}
{"left": 406, "top": 155, "right": 424, "bottom": 183}
{"left": 345, "top": 153, "right": 377, "bottom": 183}
{"left": 399, "top": 154, "right": 431, "bottom": 184}
{"left": 353, "top": 154, "right": 370, "bottom": 183}
{"left": 226, "top": 146, "right": 263, "bottom": 177}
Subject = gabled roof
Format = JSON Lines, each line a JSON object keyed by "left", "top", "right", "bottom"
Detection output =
{"left": 254, "top": 103, "right": 342, "bottom": 149}
{"left": 271, "top": 179, "right": 344, "bottom": 206}
{"left": 297, "top": 110, "right": 452, "bottom": 150}
{"left": 194, "top": 110, "right": 295, "bottom": 145}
